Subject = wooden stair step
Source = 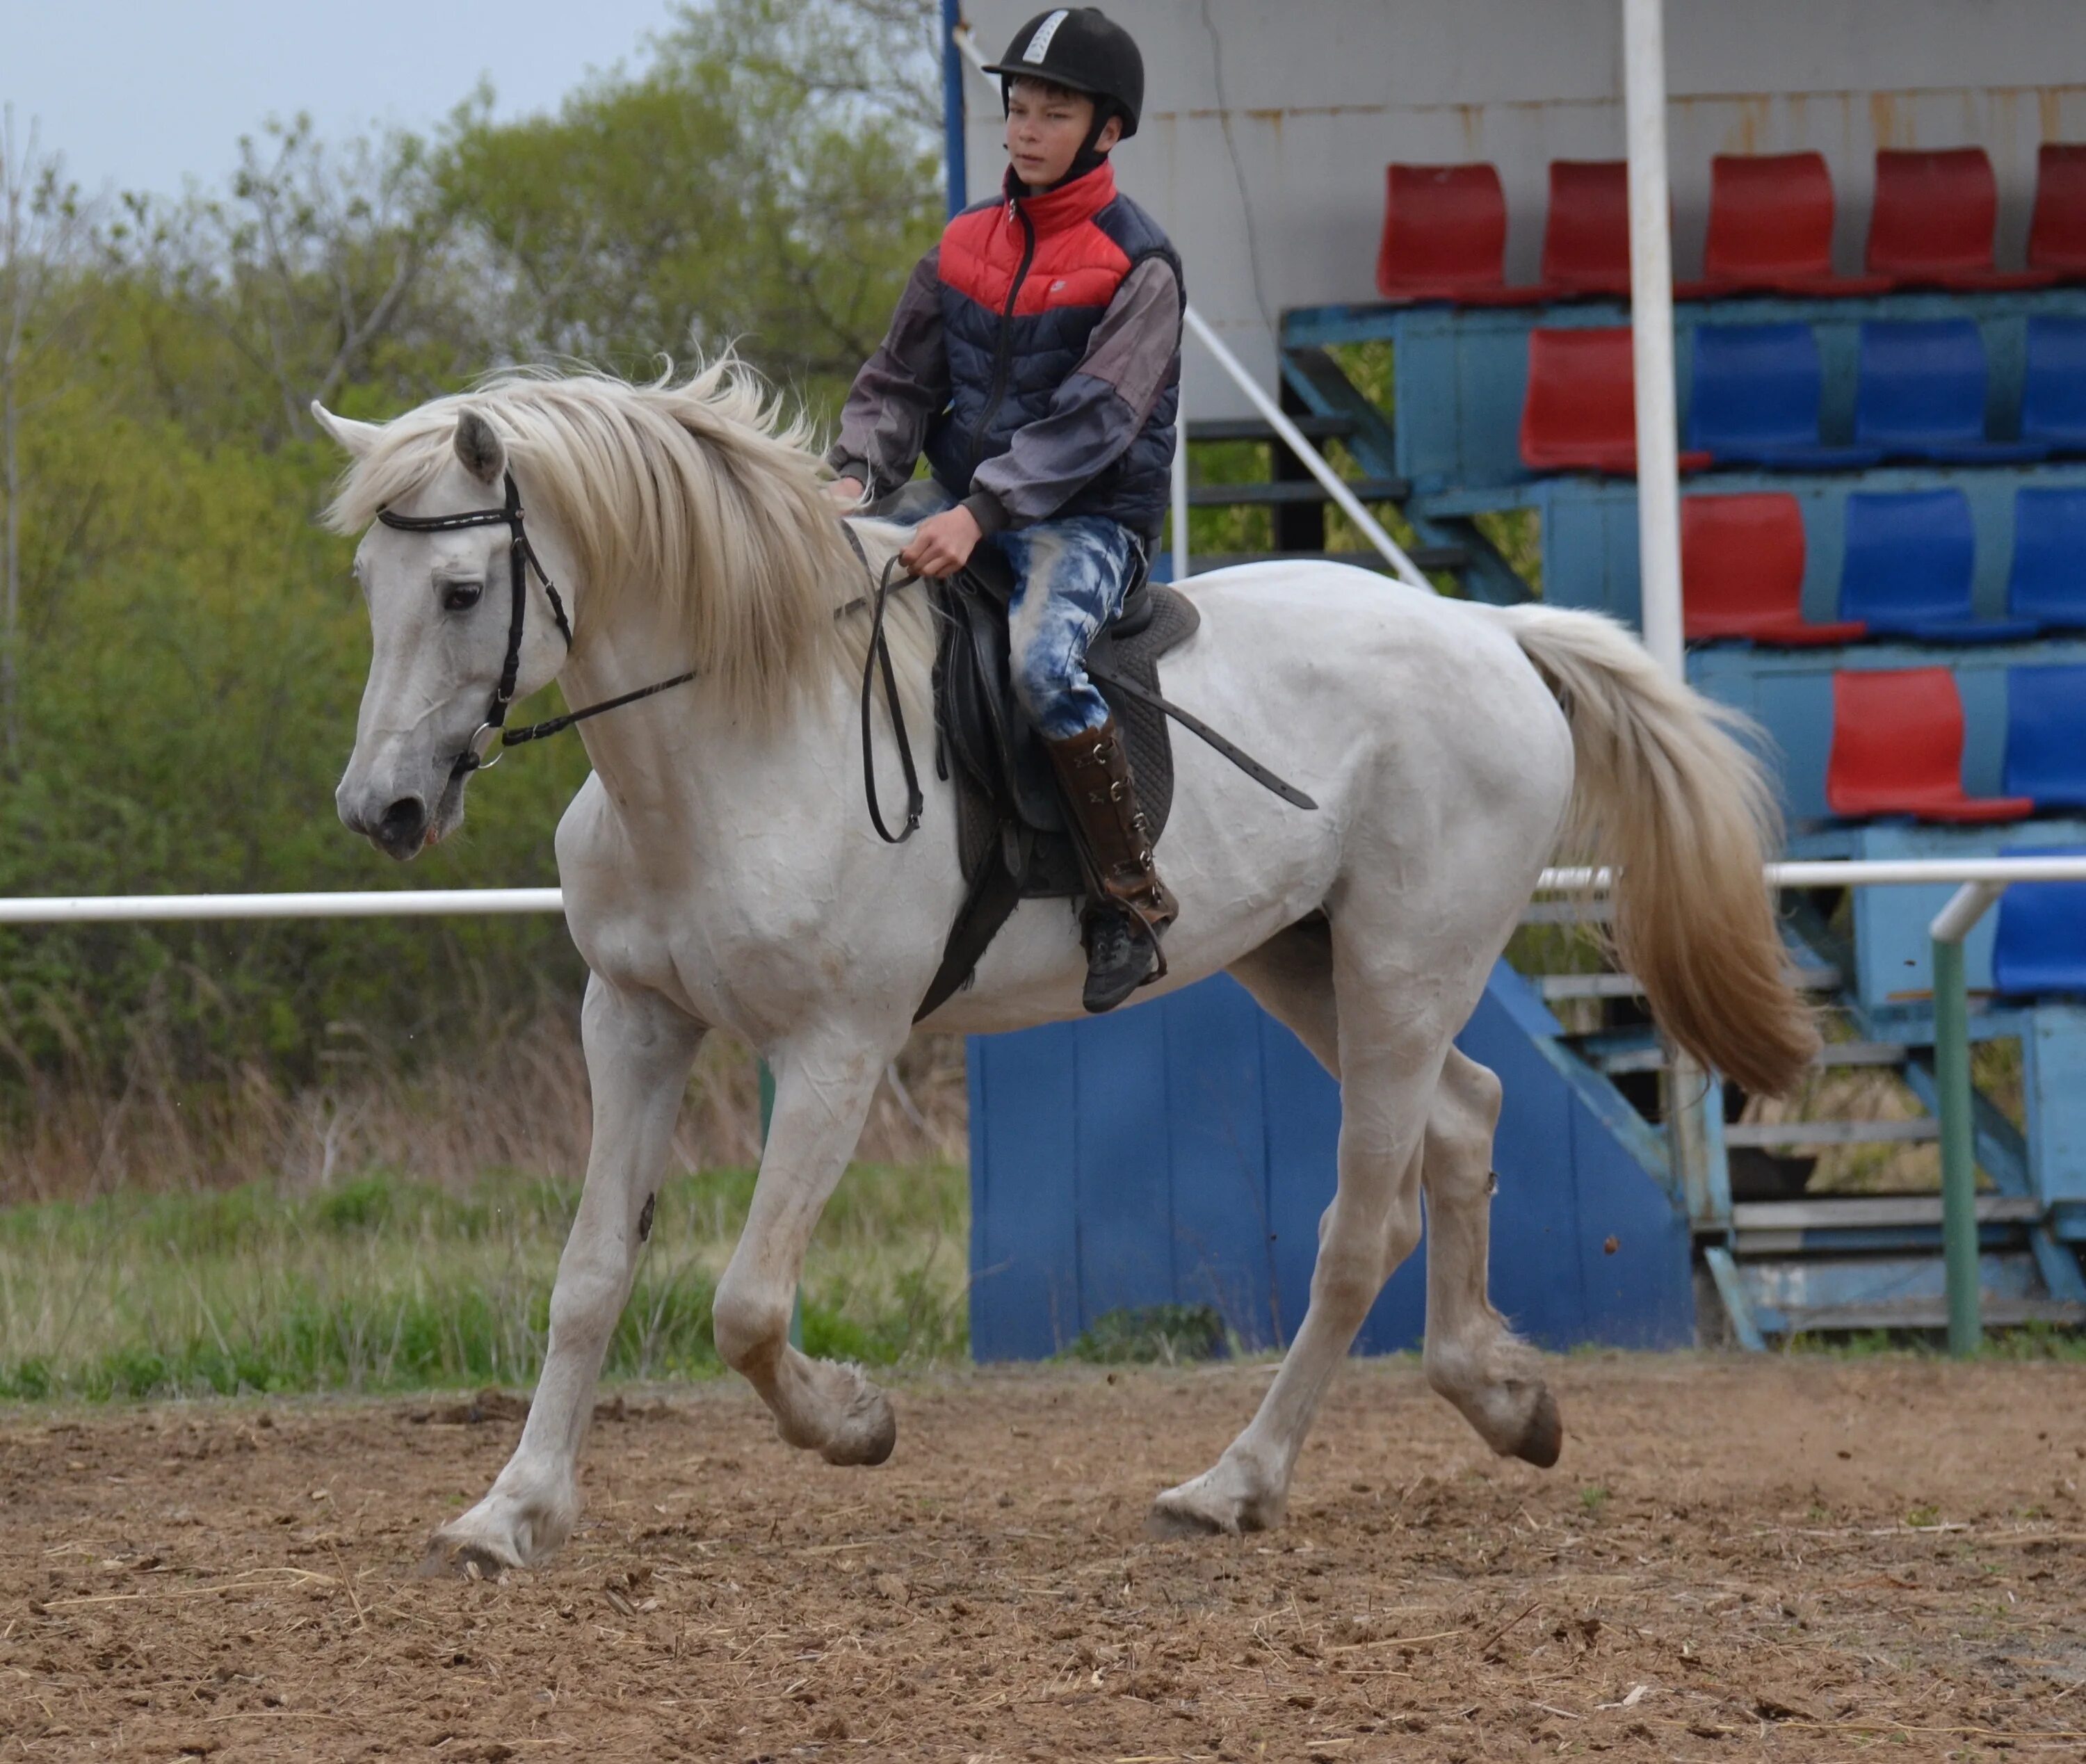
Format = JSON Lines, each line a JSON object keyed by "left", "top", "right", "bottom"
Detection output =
{"left": 1772, "top": 1295, "right": 2086, "bottom": 1333}
{"left": 1186, "top": 414, "right": 1356, "bottom": 444}
{"left": 1727, "top": 1119, "right": 1939, "bottom": 1148}
{"left": 1732, "top": 1195, "right": 2043, "bottom": 1231}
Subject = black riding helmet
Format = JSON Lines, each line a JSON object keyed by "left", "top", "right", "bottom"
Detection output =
{"left": 983, "top": 8, "right": 1145, "bottom": 142}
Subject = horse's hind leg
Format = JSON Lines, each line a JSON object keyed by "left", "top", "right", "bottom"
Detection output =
{"left": 426, "top": 976, "right": 704, "bottom": 1573}
{"left": 1420, "top": 1048, "right": 1563, "bottom": 1468}
{"left": 1151, "top": 928, "right": 1450, "bottom": 1537}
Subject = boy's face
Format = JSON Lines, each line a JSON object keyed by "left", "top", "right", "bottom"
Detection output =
{"left": 1005, "top": 79, "right": 1122, "bottom": 188}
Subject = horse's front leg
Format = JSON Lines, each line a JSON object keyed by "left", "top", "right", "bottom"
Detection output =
{"left": 424, "top": 976, "right": 704, "bottom": 1574}
{"left": 712, "top": 1023, "right": 901, "bottom": 1466}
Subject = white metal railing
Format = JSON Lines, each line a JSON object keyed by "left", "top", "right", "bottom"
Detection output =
{"left": 946, "top": 24, "right": 1430, "bottom": 591}
{"left": 8, "top": 855, "right": 2086, "bottom": 925}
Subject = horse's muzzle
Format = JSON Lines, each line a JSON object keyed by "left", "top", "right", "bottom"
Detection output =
{"left": 339, "top": 787, "right": 430, "bottom": 861}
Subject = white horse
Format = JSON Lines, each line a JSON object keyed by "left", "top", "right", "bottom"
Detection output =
{"left": 314, "top": 361, "right": 1814, "bottom": 1572}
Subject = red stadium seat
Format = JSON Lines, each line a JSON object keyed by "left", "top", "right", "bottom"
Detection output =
{"left": 1827, "top": 668, "right": 2032, "bottom": 823}
{"left": 1697, "top": 153, "right": 1891, "bottom": 296}
{"left": 1375, "top": 163, "right": 1542, "bottom": 305}
{"left": 1520, "top": 327, "right": 1712, "bottom": 476}
{"left": 1541, "top": 161, "right": 1631, "bottom": 297}
{"left": 1867, "top": 147, "right": 2055, "bottom": 291}
{"left": 1681, "top": 494, "right": 1867, "bottom": 645}
{"left": 2028, "top": 143, "right": 2086, "bottom": 280}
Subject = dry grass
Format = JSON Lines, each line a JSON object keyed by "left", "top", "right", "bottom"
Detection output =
{"left": 0, "top": 1014, "right": 969, "bottom": 1205}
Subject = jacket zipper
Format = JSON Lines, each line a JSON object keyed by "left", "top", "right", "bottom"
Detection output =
{"left": 964, "top": 196, "right": 1039, "bottom": 484}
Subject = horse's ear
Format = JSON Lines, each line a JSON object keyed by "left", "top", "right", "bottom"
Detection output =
{"left": 453, "top": 408, "right": 506, "bottom": 485}
{"left": 309, "top": 401, "right": 382, "bottom": 458}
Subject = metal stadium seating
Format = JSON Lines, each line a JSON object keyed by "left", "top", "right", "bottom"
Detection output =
{"left": 1838, "top": 487, "right": 2039, "bottom": 640}
{"left": 1854, "top": 318, "right": 2048, "bottom": 463}
{"left": 1681, "top": 493, "right": 1866, "bottom": 645}
{"left": 1994, "top": 845, "right": 2086, "bottom": 996}
{"left": 1686, "top": 323, "right": 1882, "bottom": 467}
{"left": 1827, "top": 667, "right": 2032, "bottom": 822}
{"left": 2021, "top": 315, "right": 2086, "bottom": 453}
{"left": 1698, "top": 152, "right": 1891, "bottom": 296}
{"left": 1375, "top": 162, "right": 1537, "bottom": 305}
{"left": 2007, "top": 485, "right": 2086, "bottom": 629}
{"left": 1867, "top": 147, "right": 2057, "bottom": 291}
{"left": 2028, "top": 143, "right": 2086, "bottom": 281}
{"left": 1540, "top": 160, "right": 1632, "bottom": 298}
{"left": 2003, "top": 665, "right": 2086, "bottom": 809}
{"left": 1520, "top": 327, "right": 1712, "bottom": 475}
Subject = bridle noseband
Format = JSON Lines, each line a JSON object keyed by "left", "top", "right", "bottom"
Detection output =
{"left": 377, "top": 470, "right": 576, "bottom": 779}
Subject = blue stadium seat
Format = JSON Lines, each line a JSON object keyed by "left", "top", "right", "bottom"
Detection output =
{"left": 2003, "top": 665, "right": 2086, "bottom": 809}
{"left": 2007, "top": 485, "right": 2086, "bottom": 629}
{"left": 1838, "top": 489, "right": 2039, "bottom": 641}
{"left": 1993, "top": 844, "right": 2086, "bottom": 998}
{"left": 1854, "top": 319, "right": 2048, "bottom": 463}
{"left": 2022, "top": 315, "right": 2086, "bottom": 453}
{"left": 1685, "top": 324, "right": 1882, "bottom": 468}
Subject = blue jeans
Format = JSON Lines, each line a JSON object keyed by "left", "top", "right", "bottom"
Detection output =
{"left": 890, "top": 482, "right": 1140, "bottom": 739}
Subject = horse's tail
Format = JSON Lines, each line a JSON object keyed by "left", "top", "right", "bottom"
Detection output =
{"left": 1489, "top": 604, "right": 1820, "bottom": 1097}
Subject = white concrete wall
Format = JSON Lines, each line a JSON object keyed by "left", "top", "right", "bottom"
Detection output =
{"left": 960, "top": 0, "right": 2086, "bottom": 415}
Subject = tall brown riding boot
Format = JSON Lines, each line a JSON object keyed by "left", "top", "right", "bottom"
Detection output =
{"left": 1044, "top": 714, "right": 1180, "bottom": 1014}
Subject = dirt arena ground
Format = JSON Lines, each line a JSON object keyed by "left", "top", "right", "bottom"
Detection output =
{"left": 3, "top": 1354, "right": 2084, "bottom": 1762}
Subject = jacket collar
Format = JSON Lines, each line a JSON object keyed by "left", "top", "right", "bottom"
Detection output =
{"left": 1002, "top": 159, "right": 1117, "bottom": 233}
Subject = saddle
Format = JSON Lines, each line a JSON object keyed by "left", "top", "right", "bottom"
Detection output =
{"left": 916, "top": 544, "right": 1201, "bottom": 1019}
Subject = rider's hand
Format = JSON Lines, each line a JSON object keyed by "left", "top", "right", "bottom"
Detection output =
{"left": 900, "top": 505, "right": 983, "bottom": 578}
{"left": 825, "top": 475, "right": 866, "bottom": 508}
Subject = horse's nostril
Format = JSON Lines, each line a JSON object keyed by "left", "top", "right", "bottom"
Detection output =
{"left": 379, "top": 797, "right": 428, "bottom": 847}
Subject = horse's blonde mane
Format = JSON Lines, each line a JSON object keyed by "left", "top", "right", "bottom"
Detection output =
{"left": 325, "top": 358, "right": 926, "bottom": 725}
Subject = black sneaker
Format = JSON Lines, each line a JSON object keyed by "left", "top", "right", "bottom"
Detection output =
{"left": 1082, "top": 905, "right": 1160, "bottom": 1014}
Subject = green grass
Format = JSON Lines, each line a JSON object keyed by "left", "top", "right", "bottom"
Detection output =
{"left": 0, "top": 1162, "right": 968, "bottom": 1402}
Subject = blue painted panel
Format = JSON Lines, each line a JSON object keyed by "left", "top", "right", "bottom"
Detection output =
{"left": 1071, "top": 1004, "right": 1174, "bottom": 1328}
{"left": 1165, "top": 978, "right": 1277, "bottom": 1339}
{"left": 967, "top": 963, "right": 1694, "bottom": 1361}
{"left": 969, "top": 1019, "right": 1082, "bottom": 1359}
{"left": 2026, "top": 1005, "right": 2086, "bottom": 1205}
{"left": 1256, "top": 1001, "right": 1342, "bottom": 1350}
{"left": 1460, "top": 976, "right": 1587, "bottom": 1348}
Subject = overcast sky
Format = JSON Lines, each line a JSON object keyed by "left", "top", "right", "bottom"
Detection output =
{"left": 8, "top": 0, "right": 686, "bottom": 200}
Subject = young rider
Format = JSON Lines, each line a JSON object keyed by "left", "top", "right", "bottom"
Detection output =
{"left": 825, "top": 7, "right": 1184, "bottom": 1015}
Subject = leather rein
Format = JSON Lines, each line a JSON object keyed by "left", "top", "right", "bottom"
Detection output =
{"left": 373, "top": 478, "right": 921, "bottom": 820}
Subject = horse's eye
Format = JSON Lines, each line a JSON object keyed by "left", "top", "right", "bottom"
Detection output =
{"left": 442, "top": 582, "right": 483, "bottom": 613}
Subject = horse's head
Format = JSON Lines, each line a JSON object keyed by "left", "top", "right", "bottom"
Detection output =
{"left": 314, "top": 401, "right": 572, "bottom": 860}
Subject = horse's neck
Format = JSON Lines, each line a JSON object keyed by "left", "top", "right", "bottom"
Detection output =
{"left": 561, "top": 600, "right": 852, "bottom": 839}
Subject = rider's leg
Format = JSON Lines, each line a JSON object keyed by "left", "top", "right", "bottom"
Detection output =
{"left": 1002, "top": 515, "right": 1179, "bottom": 1013}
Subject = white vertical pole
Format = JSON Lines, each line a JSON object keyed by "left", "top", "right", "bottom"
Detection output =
{"left": 1170, "top": 413, "right": 1191, "bottom": 583}
{"left": 1622, "top": 0, "right": 1683, "bottom": 680}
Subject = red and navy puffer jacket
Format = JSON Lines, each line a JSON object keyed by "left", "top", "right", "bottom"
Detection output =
{"left": 923, "top": 163, "right": 1182, "bottom": 537}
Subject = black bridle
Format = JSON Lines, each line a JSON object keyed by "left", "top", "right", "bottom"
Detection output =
{"left": 375, "top": 470, "right": 695, "bottom": 780}
{"left": 373, "top": 475, "right": 923, "bottom": 834}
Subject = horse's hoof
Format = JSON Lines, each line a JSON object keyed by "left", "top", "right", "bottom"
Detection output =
{"left": 417, "top": 1536, "right": 516, "bottom": 1581}
{"left": 1511, "top": 1385, "right": 1564, "bottom": 1468}
{"left": 1145, "top": 1498, "right": 1234, "bottom": 1541}
{"left": 820, "top": 1382, "right": 897, "bottom": 1466}
{"left": 1146, "top": 1468, "right": 1282, "bottom": 1539}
